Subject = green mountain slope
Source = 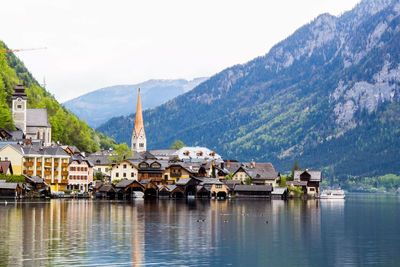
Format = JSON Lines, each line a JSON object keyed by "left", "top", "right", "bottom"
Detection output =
{"left": 98, "top": 0, "right": 400, "bottom": 180}
{"left": 0, "top": 41, "right": 115, "bottom": 152}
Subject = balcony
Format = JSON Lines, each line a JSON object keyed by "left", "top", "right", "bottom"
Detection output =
{"left": 54, "top": 162, "right": 59, "bottom": 167}
{"left": 24, "top": 162, "right": 34, "bottom": 167}
{"left": 170, "top": 172, "right": 182, "bottom": 178}
{"left": 61, "top": 163, "right": 69, "bottom": 167}
{"left": 54, "top": 171, "right": 59, "bottom": 176}
{"left": 44, "top": 162, "right": 52, "bottom": 167}
{"left": 60, "top": 179, "right": 69, "bottom": 185}
{"left": 23, "top": 170, "right": 34, "bottom": 176}
{"left": 61, "top": 171, "right": 69, "bottom": 176}
{"left": 45, "top": 179, "right": 51, "bottom": 184}
{"left": 44, "top": 171, "right": 51, "bottom": 175}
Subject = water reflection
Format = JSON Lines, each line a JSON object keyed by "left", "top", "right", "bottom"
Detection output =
{"left": 0, "top": 195, "right": 399, "bottom": 266}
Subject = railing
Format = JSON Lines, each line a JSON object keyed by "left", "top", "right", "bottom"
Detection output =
{"left": 23, "top": 170, "right": 34, "bottom": 175}
{"left": 54, "top": 162, "right": 59, "bottom": 167}
{"left": 61, "top": 171, "right": 69, "bottom": 176}
{"left": 61, "top": 163, "right": 69, "bottom": 167}
{"left": 44, "top": 162, "right": 52, "bottom": 167}
{"left": 54, "top": 171, "right": 59, "bottom": 176}
{"left": 24, "top": 162, "right": 34, "bottom": 167}
{"left": 45, "top": 179, "right": 51, "bottom": 184}
{"left": 44, "top": 171, "right": 51, "bottom": 175}
{"left": 170, "top": 172, "right": 182, "bottom": 177}
{"left": 60, "top": 179, "right": 69, "bottom": 184}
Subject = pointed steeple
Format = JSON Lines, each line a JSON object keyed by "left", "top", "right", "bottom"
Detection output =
{"left": 131, "top": 88, "right": 146, "bottom": 152}
{"left": 134, "top": 88, "right": 145, "bottom": 137}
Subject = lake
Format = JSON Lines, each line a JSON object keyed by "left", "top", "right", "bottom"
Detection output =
{"left": 0, "top": 194, "right": 399, "bottom": 266}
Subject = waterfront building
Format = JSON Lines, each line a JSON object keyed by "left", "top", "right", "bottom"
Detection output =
{"left": 163, "top": 163, "right": 196, "bottom": 184}
{"left": 287, "top": 169, "right": 321, "bottom": 197}
{"left": 0, "top": 144, "right": 70, "bottom": 191}
{"left": 68, "top": 156, "right": 94, "bottom": 192}
{"left": 135, "top": 160, "right": 169, "bottom": 185}
{"left": 131, "top": 89, "right": 146, "bottom": 153}
{"left": 110, "top": 159, "right": 139, "bottom": 181}
{"left": 11, "top": 84, "right": 52, "bottom": 146}
{"left": 233, "top": 184, "right": 273, "bottom": 198}
{"left": 0, "top": 182, "right": 25, "bottom": 198}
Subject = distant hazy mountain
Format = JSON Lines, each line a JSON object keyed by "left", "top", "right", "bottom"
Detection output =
{"left": 63, "top": 78, "right": 207, "bottom": 127}
{"left": 98, "top": 0, "right": 400, "bottom": 181}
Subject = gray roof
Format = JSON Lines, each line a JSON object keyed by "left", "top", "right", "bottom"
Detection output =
{"left": 21, "top": 145, "right": 70, "bottom": 157}
{"left": 26, "top": 109, "right": 51, "bottom": 127}
{"left": 131, "top": 151, "right": 157, "bottom": 160}
{"left": 0, "top": 183, "right": 20, "bottom": 189}
{"left": 197, "top": 177, "right": 223, "bottom": 185}
{"left": 8, "top": 130, "right": 24, "bottom": 140}
{"left": 234, "top": 185, "right": 273, "bottom": 192}
{"left": 271, "top": 187, "right": 288, "bottom": 195}
{"left": 70, "top": 156, "right": 94, "bottom": 167}
{"left": 115, "top": 179, "right": 135, "bottom": 188}
{"left": 87, "top": 154, "right": 111, "bottom": 165}
{"left": 24, "top": 175, "right": 44, "bottom": 184}
{"left": 294, "top": 170, "right": 322, "bottom": 182}
{"left": 176, "top": 178, "right": 192, "bottom": 185}
{"left": 99, "top": 184, "right": 116, "bottom": 192}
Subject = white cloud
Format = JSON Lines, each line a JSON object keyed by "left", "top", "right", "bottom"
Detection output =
{"left": 0, "top": 0, "right": 360, "bottom": 102}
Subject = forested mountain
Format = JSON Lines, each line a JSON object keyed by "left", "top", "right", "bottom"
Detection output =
{"left": 63, "top": 78, "right": 207, "bottom": 128}
{"left": 0, "top": 41, "right": 115, "bottom": 152}
{"left": 98, "top": 0, "right": 400, "bottom": 182}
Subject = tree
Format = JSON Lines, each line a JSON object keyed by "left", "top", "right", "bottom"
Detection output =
{"left": 170, "top": 140, "right": 185, "bottom": 149}
{"left": 225, "top": 173, "right": 234, "bottom": 180}
{"left": 109, "top": 143, "right": 133, "bottom": 163}
{"left": 94, "top": 172, "right": 104, "bottom": 181}
{"left": 244, "top": 177, "right": 252, "bottom": 185}
{"left": 288, "top": 160, "right": 301, "bottom": 181}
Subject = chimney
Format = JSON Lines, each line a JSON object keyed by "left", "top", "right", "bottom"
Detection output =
{"left": 251, "top": 159, "right": 255, "bottom": 168}
{"left": 227, "top": 160, "right": 230, "bottom": 167}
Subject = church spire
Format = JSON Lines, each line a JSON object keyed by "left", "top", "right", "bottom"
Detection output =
{"left": 131, "top": 88, "right": 146, "bottom": 152}
{"left": 134, "top": 88, "right": 144, "bottom": 137}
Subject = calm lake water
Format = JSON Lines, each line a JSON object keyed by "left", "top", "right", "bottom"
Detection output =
{"left": 0, "top": 194, "right": 399, "bottom": 266}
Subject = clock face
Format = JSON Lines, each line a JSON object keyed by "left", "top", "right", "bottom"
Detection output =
{"left": 17, "top": 98, "right": 22, "bottom": 102}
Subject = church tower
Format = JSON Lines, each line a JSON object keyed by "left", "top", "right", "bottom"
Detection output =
{"left": 131, "top": 89, "right": 146, "bottom": 153}
{"left": 11, "top": 84, "right": 27, "bottom": 133}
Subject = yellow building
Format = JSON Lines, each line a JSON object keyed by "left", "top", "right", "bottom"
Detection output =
{"left": 0, "top": 144, "right": 70, "bottom": 192}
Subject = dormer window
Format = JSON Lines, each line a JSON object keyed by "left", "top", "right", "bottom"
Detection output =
{"left": 184, "top": 151, "right": 190, "bottom": 156}
{"left": 210, "top": 152, "right": 215, "bottom": 156}
{"left": 197, "top": 152, "right": 203, "bottom": 156}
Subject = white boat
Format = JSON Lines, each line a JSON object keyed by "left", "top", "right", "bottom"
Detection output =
{"left": 319, "top": 189, "right": 345, "bottom": 199}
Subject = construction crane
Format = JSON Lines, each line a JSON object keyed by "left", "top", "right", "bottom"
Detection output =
{"left": 0, "top": 47, "right": 47, "bottom": 54}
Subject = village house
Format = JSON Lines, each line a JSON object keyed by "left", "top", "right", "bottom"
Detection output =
{"left": 67, "top": 156, "right": 94, "bottom": 192}
{"left": 134, "top": 160, "right": 169, "bottom": 185}
{"left": 87, "top": 150, "right": 114, "bottom": 178}
{"left": 0, "top": 144, "right": 70, "bottom": 191}
{"left": 110, "top": 159, "right": 139, "bottom": 181}
{"left": 172, "top": 146, "right": 223, "bottom": 163}
{"left": 287, "top": 169, "right": 322, "bottom": 197}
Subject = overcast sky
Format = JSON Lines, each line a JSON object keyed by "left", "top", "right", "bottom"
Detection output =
{"left": 1, "top": 0, "right": 360, "bottom": 102}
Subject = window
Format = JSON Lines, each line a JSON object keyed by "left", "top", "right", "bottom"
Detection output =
{"left": 131, "top": 172, "right": 134, "bottom": 177}
{"left": 309, "top": 188, "right": 315, "bottom": 191}
{"left": 123, "top": 173, "right": 126, "bottom": 178}
{"left": 216, "top": 184, "right": 222, "bottom": 189}
{"left": 139, "top": 143, "right": 144, "bottom": 147}
{"left": 116, "top": 172, "right": 119, "bottom": 178}
{"left": 5, "top": 157, "right": 8, "bottom": 161}
{"left": 123, "top": 164, "right": 127, "bottom": 169}
{"left": 98, "top": 168, "right": 101, "bottom": 171}
{"left": 105, "top": 168, "right": 109, "bottom": 172}
{"left": 164, "top": 174, "right": 168, "bottom": 180}
{"left": 17, "top": 104, "right": 22, "bottom": 109}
